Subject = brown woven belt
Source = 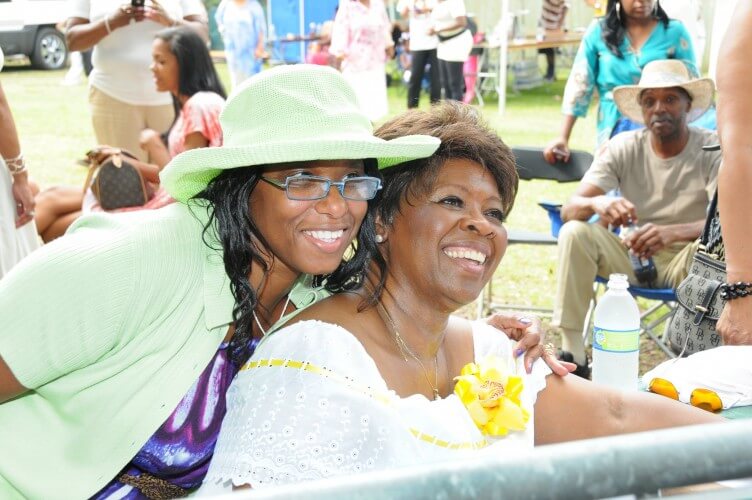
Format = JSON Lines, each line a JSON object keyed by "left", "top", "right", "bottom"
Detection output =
{"left": 118, "top": 472, "right": 189, "bottom": 499}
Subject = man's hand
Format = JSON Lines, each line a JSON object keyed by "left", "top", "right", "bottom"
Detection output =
{"left": 543, "top": 138, "right": 570, "bottom": 164}
{"left": 718, "top": 298, "right": 752, "bottom": 345}
{"left": 591, "top": 195, "right": 637, "bottom": 227}
{"left": 485, "top": 312, "right": 575, "bottom": 376}
{"left": 622, "top": 222, "right": 673, "bottom": 258}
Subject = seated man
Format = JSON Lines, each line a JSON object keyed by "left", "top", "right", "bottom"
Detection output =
{"left": 552, "top": 60, "right": 722, "bottom": 376}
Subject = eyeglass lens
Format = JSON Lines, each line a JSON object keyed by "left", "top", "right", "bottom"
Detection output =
{"left": 287, "top": 177, "right": 380, "bottom": 201}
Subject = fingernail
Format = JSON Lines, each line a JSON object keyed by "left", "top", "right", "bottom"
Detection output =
{"left": 515, "top": 348, "right": 525, "bottom": 358}
{"left": 519, "top": 317, "right": 532, "bottom": 324}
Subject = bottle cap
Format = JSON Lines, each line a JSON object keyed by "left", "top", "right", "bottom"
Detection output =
{"left": 607, "top": 273, "right": 629, "bottom": 289}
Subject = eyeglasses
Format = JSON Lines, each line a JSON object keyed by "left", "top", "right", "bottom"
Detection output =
{"left": 259, "top": 175, "right": 382, "bottom": 201}
{"left": 648, "top": 377, "right": 723, "bottom": 413}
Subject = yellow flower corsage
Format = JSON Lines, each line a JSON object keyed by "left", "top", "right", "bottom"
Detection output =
{"left": 453, "top": 355, "right": 529, "bottom": 437}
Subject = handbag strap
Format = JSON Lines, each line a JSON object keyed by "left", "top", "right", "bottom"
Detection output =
{"left": 82, "top": 157, "right": 102, "bottom": 193}
{"left": 82, "top": 151, "right": 128, "bottom": 193}
{"left": 701, "top": 189, "right": 725, "bottom": 259}
{"left": 699, "top": 190, "right": 719, "bottom": 245}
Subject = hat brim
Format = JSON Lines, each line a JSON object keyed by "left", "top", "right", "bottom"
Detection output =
{"left": 612, "top": 78, "right": 715, "bottom": 125}
{"left": 161, "top": 134, "right": 440, "bottom": 202}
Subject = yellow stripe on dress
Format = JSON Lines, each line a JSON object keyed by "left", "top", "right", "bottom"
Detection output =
{"left": 243, "top": 358, "right": 490, "bottom": 450}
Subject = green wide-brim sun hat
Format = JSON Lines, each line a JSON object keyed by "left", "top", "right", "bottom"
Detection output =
{"left": 161, "top": 64, "right": 440, "bottom": 202}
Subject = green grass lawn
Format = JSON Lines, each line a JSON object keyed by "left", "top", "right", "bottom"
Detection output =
{"left": 1, "top": 61, "right": 598, "bottom": 317}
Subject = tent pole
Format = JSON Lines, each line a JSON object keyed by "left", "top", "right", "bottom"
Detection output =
{"left": 498, "top": 0, "right": 509, "bottom": 115}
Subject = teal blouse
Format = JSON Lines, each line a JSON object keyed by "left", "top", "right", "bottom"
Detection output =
{"left": 561, "top": 18, "right": 696, "bottom": 146}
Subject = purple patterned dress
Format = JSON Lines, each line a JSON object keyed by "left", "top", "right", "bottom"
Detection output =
{"left": 93, "top": 339, "right": 260, "bottom": 499}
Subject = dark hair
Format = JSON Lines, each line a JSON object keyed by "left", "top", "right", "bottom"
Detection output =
{"left": 194, "top": 159, "right": 381, "bottom": 364}
{"left": 362, "top": 101, "right": 518, "bottom": 306}
{"left": 602, "top": 0, "right": 669, "bottom": 57}
{"left": 154, "top": 27, "right": 227, "bottom": 130}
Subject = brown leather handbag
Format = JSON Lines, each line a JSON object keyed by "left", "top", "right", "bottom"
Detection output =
{"left": 83, "top": 148, "right": 149, "bottom": 210}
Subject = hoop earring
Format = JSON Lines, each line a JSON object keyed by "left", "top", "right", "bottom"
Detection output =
{"left": 615, "top": 1, "right": 621, "bottom": 21}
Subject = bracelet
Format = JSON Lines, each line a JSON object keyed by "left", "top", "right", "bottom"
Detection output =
{"left": 104, "top": 15, "right": 112, "bottom": 34}
{"left": 720, "top": 281, "right": 752, "bottom": 300}
{"left": 4, "top": 154, "right": 27, "bottom": 175}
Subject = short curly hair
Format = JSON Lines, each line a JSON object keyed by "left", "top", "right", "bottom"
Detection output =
{"left": 358, "top": 101, "right": 518, "bottom": 307}
{"left": 374, "top": 101, "right": 518, "bottom": 226}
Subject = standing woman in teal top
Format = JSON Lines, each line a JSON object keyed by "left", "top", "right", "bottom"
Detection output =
{"left": 543, "top": 0, "right": 695, "bottom": 163}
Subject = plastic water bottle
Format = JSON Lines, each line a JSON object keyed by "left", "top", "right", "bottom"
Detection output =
{"left": 591, "top": 273, "right": 640, "bottom": 391}
{"left": 620, "top": 224, "right": 657, "bottom": 285}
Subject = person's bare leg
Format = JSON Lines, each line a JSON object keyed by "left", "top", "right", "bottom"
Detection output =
{"left": 34, "top": 186, "right": 83, "bottom": 238}
{"left": 41, "top": 211, "right": 81, "bottom": 242}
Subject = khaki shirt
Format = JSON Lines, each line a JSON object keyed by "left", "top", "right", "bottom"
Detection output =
{"left": 582, "top": 127, "right": 721, "bottom": 226}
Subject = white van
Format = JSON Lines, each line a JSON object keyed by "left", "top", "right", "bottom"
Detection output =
{"left": 0, "top": 0, "right": 69, "bottom": 69}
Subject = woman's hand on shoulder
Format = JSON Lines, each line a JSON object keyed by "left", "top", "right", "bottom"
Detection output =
{"left": 484, "top": 312, "right": 575, "bottom": 376}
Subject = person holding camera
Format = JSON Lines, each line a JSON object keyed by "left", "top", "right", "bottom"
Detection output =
{"left": 65, "top": 0, "right": 209, "bottom": 162}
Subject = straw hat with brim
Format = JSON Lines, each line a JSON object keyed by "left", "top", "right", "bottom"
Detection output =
{"left": 161, "top": 64, "right": 440, "bottom": 202}
{"left": 612, "top": 59, "right": 715, "bottom": 125}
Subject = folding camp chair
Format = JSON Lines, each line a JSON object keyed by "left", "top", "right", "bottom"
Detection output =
{"left": 480, "top": 147, "right": 678, "bottom": 358}
{"left": 478, "top": 147, "right": 592, "bottom": 316}
{"left": 539, "top": 205, "right": 679, "bottom": 359}
{"left": 583, "top": 271, "right": 678, "bottom": 359}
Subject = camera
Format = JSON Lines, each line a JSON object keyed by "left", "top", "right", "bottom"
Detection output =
{"left": 131, "top": 0, "right": 145, "bottom": 8}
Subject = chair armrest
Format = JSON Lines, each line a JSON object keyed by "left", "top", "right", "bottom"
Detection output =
{"left": 538, "top": 200, "right": 564, "bottom": 238}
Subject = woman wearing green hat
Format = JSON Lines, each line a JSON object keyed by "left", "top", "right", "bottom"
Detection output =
{"left": 0, "top": 64, "right": 439, "bottom": 499}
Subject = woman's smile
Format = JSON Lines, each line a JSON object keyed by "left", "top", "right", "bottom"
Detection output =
{"left": 442, "top": 243, "right": 491, "bottom": 273}
{"left": 302, "top": 227, "right": 349, "bottom": 253}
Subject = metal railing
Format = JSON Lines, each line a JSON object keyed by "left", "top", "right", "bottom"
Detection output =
{"left": 224, "top": 420, "right": 752, "bottom": 499}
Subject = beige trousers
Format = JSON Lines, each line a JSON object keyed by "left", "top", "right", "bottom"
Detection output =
{"left": 552, "top": 220, "right": 697, "bottom": 361}
{"left": 88, "top": 86, "right": 174, "bottom": 162}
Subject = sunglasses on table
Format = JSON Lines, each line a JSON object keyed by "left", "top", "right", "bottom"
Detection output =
{"left": 648, "top": 377, "right": 723, "bottom": 413}
{"left": 259, "top": 175, "right": 382, "bottom": 201}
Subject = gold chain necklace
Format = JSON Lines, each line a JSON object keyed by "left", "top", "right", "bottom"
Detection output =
{"left": 376, "top": 301, "right": 441, "bottom": 400}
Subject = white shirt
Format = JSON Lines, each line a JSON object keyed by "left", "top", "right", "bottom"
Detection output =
{"left": 68, "top": 0, "right": 205, "bottom": 105}
{"left": 430, "top": 0, "right": 473, "bottom": 62}
{"left": 198, "top": 320, "right": 550, "bottom": 493}
{"left": 397, "top": 0, "right": 438, "bottom": 51}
